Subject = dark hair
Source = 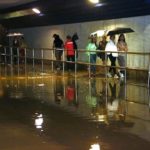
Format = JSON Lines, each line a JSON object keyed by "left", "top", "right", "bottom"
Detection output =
{"left": 66, "top": 35, "right": 72, "bottom": 40}
{"left": 53, "top": 34, "right": 58, "bottom": 38}
{"left": 118, "top": 33, "right": 126, "bottom": 42}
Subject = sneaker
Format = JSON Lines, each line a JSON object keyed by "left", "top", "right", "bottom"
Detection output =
{"left": 120, "top": 73, "right": 124, "bottom": 78}
{"left": 114, "top": 74, "right": 119, "bottom": 78}
{"left": 107, "top": 72, "right": 112, "bottom": 78}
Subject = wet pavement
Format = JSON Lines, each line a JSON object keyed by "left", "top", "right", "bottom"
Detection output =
{"left": 0, "top": 66, "right": 150, "bottom": 150}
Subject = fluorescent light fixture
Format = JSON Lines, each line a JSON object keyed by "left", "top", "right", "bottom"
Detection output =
{"left": 91, "top": 30, "right": 106, "bottom": 37}
{"left": 32, "top": 8, "right": 41, "bottom": 14}
{"left": 90, "top": 144, "right": 100, "bottom": 150}
{"left": 89, "top": 0, "right": 99, "bottom": 4}
{"left": 7, "top": 32, "right": 24, "bottom": 37}
{"left": 95, "top": 3, "right": 103, "bottom": 7}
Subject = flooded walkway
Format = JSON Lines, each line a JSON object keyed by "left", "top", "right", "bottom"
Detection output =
{"left": 0, "top": 65, "right": 150, "bottom": 150}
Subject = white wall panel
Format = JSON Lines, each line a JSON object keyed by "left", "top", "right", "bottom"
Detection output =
{"left": 11, "top": 15, "right": 150, "bottom": 69}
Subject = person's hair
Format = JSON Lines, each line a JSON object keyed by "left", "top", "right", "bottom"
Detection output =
{"left": 66, "top": 35, "right": 72, "bottom": 40}
{"left": 118, "top": 33, "right": 126, "bottom": 42}
{"left": 110, "top": 34, "right": 115, "bottom": 40}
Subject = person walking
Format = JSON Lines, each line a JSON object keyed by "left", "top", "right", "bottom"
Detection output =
{"left": 97, "top": 35, "right": 107, "bottom": 65}
{"left": 64, "top": 35, "right": 75, "bottom": 72}
{"left": 86, "top": 35, "right": 97, "bottom": 77}
{"left": 117, "top": 33, "right": 128, "bottom": 78}
{"left": 53, "top": 34, "right": 64, "bottom": 71}
{"left": 105, "top": 34, "right": 118, "bottom": 78}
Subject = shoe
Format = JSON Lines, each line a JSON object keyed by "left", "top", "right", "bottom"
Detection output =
{"left": 120, "top": 73, "right": 124, "bottom": 78}
{"left": 107, "top": 72, "right": 112, "bottom": 78}
{"left": 114, "top": 74, "right": 119, "bottom": 78}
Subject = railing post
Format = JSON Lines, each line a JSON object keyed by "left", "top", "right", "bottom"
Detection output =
{"left": 63, "top": 49, "right": 65, "bottom": 76}
{"left": 147, "top": 59, "right": 150, "bottom": 88}
{"left": 52, "top": 49, "right": 54, "bottom": 73}
{"left": 10, "top": 47, "right": 13, "bottom": 65}
{"left": 4, "top": 47, "right": 7, "bottom": 64}
{"left": 32, "top": 48, "right": 35, "bottom": 74}
{"left": 10, "top": 47, "right": 13, "bottom": 77}
{"left": 105, "top": 50, "right": 107, "bottom": 79}
{"left": 41, "top": 49, "right": 44, "bottom": 73}
{"left": 89, "top": 53, "right": 91, "bottom": 78}
{"left": 125, "top": 51, "right": 127, "bottom": 102}
{"left": 17, "top": 47, "right": 19, "bottom": 76}
{"left": 75, "top": 50, "right": 77, "bottom": 76}
{"left": 25, "top": 48, "right": 27, "bottom": 75}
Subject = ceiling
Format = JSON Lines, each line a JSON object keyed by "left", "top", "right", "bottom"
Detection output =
{"left": 0, "top": 0, "right": 150, "bottom": 29}
{"left": 0, "top": 0, "right": 37, "bottom": 9}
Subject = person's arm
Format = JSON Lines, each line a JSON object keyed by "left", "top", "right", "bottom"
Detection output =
{"left": 124, "top": 43, "right": 128, "bottom": 52}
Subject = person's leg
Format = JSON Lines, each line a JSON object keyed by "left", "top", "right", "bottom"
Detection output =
{"left": 90, "top": 54, "right": 96, "bottom": 75}
{"left": 57, "top": 52, "right": 62, "bottom": 69}
{"left": 70, "top": 55, "right": 75, "bottom": 71}
{"left": 118, "top": 55, "right": 126, "bottom": 76}
{"left": 67, "top": 55, "right": 71, "bottom": 70}
{"left": 108, "top": 54, "right": 113, "bottom": 74}
{"left": 111, "top": 56, "right": 116, "bottom": 75}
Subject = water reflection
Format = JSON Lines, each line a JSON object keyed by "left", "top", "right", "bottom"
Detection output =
{"left": 0, "top": 75, "right": 150, "bottom": 147}
{"left": 89, "top": 143, "right": 100, "bottom": 150}
{"left": 34, "top": 113, "right": 44, "bottom": 131}
{"left": 54, "top": 76, "right": 64, "bottom": 104}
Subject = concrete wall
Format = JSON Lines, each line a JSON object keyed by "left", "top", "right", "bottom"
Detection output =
{"left": 11, "top": 15, "right": 150, "bottom": 69}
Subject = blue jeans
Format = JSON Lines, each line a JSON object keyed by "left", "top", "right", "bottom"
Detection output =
{"left": 89, "top": 54, "right": 96, "bottom": 74}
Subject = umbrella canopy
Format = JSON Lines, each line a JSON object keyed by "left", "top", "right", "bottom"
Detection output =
{"left": 107, "top": 27, "right": 134, "bottom": 36}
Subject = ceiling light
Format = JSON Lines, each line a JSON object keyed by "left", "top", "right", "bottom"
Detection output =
{"left": 89, "top": 0, "right": 99, "bottom": 4}
{"left": 32, "top": 8, "right": 41, "bottom": 14}
{"left": 95, "top": 3, "right": 103, "bottom": 7}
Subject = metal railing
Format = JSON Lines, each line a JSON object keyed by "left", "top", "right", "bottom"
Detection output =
{"left": 0, "top": 46, "right": 150, "bottom": 86}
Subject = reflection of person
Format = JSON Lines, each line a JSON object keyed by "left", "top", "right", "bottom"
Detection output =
{"left": 86, "top": 79, "right": 97, "bottom": 109}
{"left": 54, "top": 77, "right": 64, "bottom": 104}
{"left": 107, "top": 81, "right": 126, "bottom": 122}
{"left": 64, "top": 35, "right": 75, "bottom": 72}
{"left": 86, "top": 36, "right": 97, "bottom": 77}
{"left": 19, "top": 37, "right": 27, "bottom": 64}
{"left": 53, "top": 34, "right": 64, "bottom": 70}
{"left": 105, "top": 35, "right": 118, "bottom": 78}
{"left": 13, "top": 37, "right": 20, "bottom": 64}
{"left": 66, "top": 77, "right": 78, "bottom": 107}
{"left": 97, "top": 36, "right": 107, "bottom": 65}
{"left": 117, "top": 34, "right": 128, "bottom": 78}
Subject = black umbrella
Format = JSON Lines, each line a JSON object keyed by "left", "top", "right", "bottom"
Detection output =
{"left": 107, "top": 27, "right": 134, "bottom": 36}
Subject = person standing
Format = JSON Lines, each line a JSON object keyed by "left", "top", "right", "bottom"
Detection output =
{"left": 64, "top": 35, "right": 75, "bottom": 72}
{"left": 86, "top": 35, "right": 97, "bottom": 77}
{"left": 53, "top": 34, "right": 64, "bottom": 71}
{"left": 97, "top": 35, "right": 107, "bottom": 65}
{"left": 105, "top": 34, "right": 118, "bottom": 78}
{"left": 12, "top": 36, "right": 20, "bottom": 64}
{"left": 72, "top": 33, "right": 79, "bottom": 60}
{"left": 117, "top": 34, "right": 128, "bottom": 78}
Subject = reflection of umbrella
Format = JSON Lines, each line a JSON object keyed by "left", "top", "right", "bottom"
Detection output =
{"left": 107, "top": 28, "right": 134, "bottom": 36}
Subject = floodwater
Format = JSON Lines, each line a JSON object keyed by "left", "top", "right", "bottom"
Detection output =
{"left": 0, "top": 66, "right": 150, "bottom": 150}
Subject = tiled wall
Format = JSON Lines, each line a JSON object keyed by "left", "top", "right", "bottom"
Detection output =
{"left": 11, "top": 15, "right": 150, "bottom": 69}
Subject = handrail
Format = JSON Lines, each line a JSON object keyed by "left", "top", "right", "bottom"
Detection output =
{"left": 1, "top": 46, "right": 150, "bottom": 87}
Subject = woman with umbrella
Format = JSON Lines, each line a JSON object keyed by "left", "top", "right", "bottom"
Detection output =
{"left": 117, "top": 33, "right": 128, "bottom": 78}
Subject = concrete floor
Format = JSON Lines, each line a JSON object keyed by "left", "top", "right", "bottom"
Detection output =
{"left": 0, "top": 65, "right": 150, "bottom": 150}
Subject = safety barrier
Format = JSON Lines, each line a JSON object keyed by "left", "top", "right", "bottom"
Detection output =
{"left": 0, "top": 46, "right": 150, "bottom": 87}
